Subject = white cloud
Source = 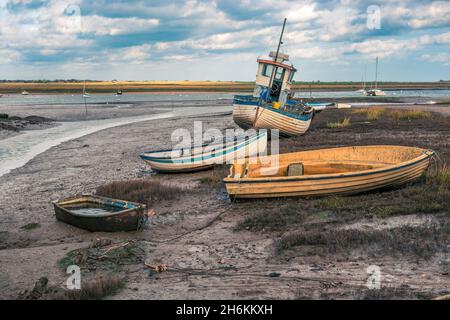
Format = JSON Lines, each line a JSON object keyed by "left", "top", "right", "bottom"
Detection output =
{"left": 78, "top": 15, "right": 159, "bottom": 36}
{"left": 346, "top": 38, "right": 420, "bottom": 58}
{"left": 1, "top": 0, "right": 450, "bottom": 80}
{"left": 421, "top": 53, "right": 450, "bottom": 63}
{"left": 106, "top": 44, "right": 152, "bottom": 64}
{"left": 0, "top": 48, "right": 22, "bottom": 63}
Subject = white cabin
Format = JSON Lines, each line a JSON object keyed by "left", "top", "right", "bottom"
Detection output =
{"left": 253, "top": 51, "right": 297, "bottom": 108}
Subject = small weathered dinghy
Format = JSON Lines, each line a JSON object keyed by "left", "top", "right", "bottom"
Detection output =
{"left": 53, "top": 195, "right": 148, "bottom": 232}
{"left": 224, "top": 146, "right": 434, "bottom": 199}
{"left": 140, "top": 130, "right": 267, "bottom": 173}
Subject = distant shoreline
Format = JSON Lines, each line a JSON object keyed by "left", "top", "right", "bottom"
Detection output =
{"left": 0, "top": 81, "right": 449, "bottom": 94}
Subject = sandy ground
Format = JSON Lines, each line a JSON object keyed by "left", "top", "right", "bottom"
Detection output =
{"left": 0, "top": 100, "right": 449, "bottom": 300}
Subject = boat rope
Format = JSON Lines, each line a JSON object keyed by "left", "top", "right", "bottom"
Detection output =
{"left": 143, "top": 209, "right": 228, "bottom": 244}
{"left": 140, "top": 264, "right": 448, "bottom": 291}
{"left": 427, "top": 149, "right": 445, "bottom": 175}
{"left": 252, "top": 104, "right": 266, "bottom": 128}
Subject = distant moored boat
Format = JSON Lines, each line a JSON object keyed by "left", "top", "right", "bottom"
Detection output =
{"left": 364, "top": 57, "right": 386, "bottom": 96}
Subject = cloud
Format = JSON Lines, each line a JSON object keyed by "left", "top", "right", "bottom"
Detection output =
{"left": 78, "top": 15, "right": 159, "bottom": 36}
{"left": 346, "top": 38, "right": 420, "bottom": 59}
{"left": 421, "top": 53, "right": 450, "bottom": 65}
{"left": 1, "top": 0, "right": 450, "bottom": 80}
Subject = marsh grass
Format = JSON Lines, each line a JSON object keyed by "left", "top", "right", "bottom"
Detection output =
{"left": 198, "top": 165, "right": 229, "bottom": 186}
{"left": 277, "top": 223, "right": 448, "bottom": 259}
{"left": 58, "top": 239, "right": 144, "bottom": 273}
{"left": 427, "top": 165, "right": 450, "bottom": 191}
{"left": 390, "top": 110, "right": 431, "bottom": 121}
{"left": 326, "top": 117, "right": 351, "bottom": 129}
{"left": 50, "top": 275, "right": 124, "bottom": 300}
{"left": 352, "top": 108, "right": 386, "bottom": 121}
{"left": 96, "top": 179, "right": 184, "bottom": 206}
{"left": 20, "top": 223, "right": 41, "bottom": 231}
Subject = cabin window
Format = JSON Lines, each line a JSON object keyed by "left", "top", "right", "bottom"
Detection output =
{"left": 262, "top": 64, "right": 274, "bottom": 77}
{"left": 288, "top": 71, "right": 296, "bottom": 82}
{"left": 275, "top": 67, "right": 285, "bottom": 80}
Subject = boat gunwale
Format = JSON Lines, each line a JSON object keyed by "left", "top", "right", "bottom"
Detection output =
{"left": 233, "top": 98, "right": 314, "bottom": 122}
{"left": 140, "top": 131, "right": 267, "bottom": 163}
{"left": 52, "top": 195, "right": 147, "bottom": 219}
{"left": 224, "top": 146, "right": 434, "bottom": 184}
{"left": 227, "top": 164, "right": 429, "bottom": 198}
{"left": 226, "top": 161, "right": 429, "bottom": 192}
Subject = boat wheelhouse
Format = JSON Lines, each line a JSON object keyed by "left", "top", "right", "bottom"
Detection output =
{"left": 232, "top": 19, "right": 313, "bottom": 137}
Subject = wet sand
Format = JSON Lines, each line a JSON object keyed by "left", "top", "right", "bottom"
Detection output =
{"left": 0, "top": 99, "right": 232, "bottom": 122}
{"left": 0, "top": 99, "right": 449, "bottom": 300}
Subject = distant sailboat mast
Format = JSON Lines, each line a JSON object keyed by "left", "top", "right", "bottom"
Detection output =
{"left": 374, "top": 56, "right": 379, "bottom": 89}
{"left": 364, "top": 57, "right": 386, "bottom": 96}
{"left": 83, "top": 80, "right": 88, "bottom": 116}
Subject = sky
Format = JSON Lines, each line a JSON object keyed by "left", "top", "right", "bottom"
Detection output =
{"left": 0, "top": 0, "right": 449, "bottom": 81}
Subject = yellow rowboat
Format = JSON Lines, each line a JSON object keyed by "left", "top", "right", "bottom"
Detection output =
{"left": 140, "top": 131, "right": 267, "bottom": 173}
{"left": 224, "top": 145, "right": 434, "bottom": 198}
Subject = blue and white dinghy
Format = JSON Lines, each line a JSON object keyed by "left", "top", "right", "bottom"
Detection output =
{"left": 140, "top": 131, "right": 268, "bottom": 173}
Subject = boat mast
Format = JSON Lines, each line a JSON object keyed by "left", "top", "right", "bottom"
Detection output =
{"left": 374, "top": 57, "right": 378, "bottom": 89}
{"left": 252, "top": 18, "right": 287, "bottom": 128}
{"left": 83, "top": 80, "right": 88, "bottom": 116}
{"left": 267, "top": 18, "right": 287, "bottom": 96}
{"left": 364, "top": 65, "right": 367, "bottom": 90}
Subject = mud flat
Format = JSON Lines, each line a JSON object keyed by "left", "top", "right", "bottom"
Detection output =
{"left": 0, "top": 116, "right": 57, "bottom": 140}
{"left": 0, "top": 100, "right": 449, "bottom": 300}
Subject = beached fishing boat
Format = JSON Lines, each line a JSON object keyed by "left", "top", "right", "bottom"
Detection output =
{"left": 140, "top": 130, "right": 267, "bottom": 173}
{"left": 224, "top": 145, "right": 434, "bottom": 199}
{"left": 21, "top": 90, "right": 30, "bottom": 96}
{"left": 232, "top": 19, "right": 314, "bottom": 137}
{"left": 53, "top": 195, "right": 148, "bottom": 232}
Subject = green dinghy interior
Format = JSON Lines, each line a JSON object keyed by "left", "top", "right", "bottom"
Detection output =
{"left": 53, "top": 195, "right": 148, "bottom": 232}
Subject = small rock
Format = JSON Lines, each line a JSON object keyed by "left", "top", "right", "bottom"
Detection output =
{"left": 268, "top": 272, "right": 281, "bottom": 278}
